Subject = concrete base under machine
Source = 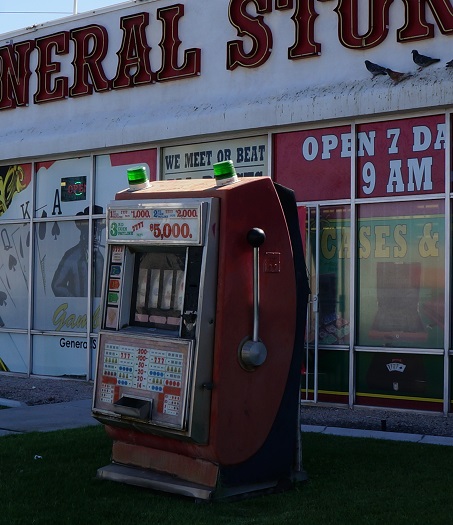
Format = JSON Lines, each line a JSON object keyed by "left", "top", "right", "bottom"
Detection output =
{"left": 96, "top": 463, "right": 307, "bottom": 501}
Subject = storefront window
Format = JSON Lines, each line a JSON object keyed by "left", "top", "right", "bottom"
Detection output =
{"left": 0, "top": 223, "right": 29, "bottom": 330}
{"left": 91, "top": 217, "right": 106, "bottom": 334}
{"left": 35, "top": 158, "right": 91, "bottom": 218}
{"left": 32, "top": 334, "right": 87, "bottom": 377}
{"left": 356, "top": 352, "right": 443, "bottom": 411}
{"left": 0, "top": 333, "right": 28, "bottom": 374}
{"left": 357, "top": 200, "right": 444, "bottom": 349}
{"left": 33, "top": 220, "right": 89, "bottom": 331}
{"left": 0, "top": 163, "right": 33, "bottom": 220}
{"left": 274, "top": 126, "right": 351, "bottom": 202}
{"left": 307, "top": 206, "right": 351, "bottom": 346}
{"left": 95, "top": 149, "right": 157, "bottom": 209}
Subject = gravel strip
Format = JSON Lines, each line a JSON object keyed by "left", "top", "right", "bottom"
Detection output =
{"left": 0, "top": 375, "right": 93, "bottom": 406}
{"left": 301, "top": 405, "right": 453, "bottom": 437}
{"left": 2, "top": 375, "right": 453, "bottom": 437}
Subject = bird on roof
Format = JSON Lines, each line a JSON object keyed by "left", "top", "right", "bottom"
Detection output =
{"left": 365, "top": 60, "right": 388, "bottom": 77}
{"left": 446, "top": 59, "right": 453, "bottom": 68}
{"left": 386, "top": 68, "right": 412, "bottom": 84}
{"left": 411, "top": 50, "right": 440, "bottom": 70}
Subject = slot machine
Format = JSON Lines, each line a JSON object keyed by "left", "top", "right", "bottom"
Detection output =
{"left": 92, "top": 162, "right": 309, "bottom": 500}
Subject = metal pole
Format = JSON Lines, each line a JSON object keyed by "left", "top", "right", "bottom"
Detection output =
{"left": 252, "top": 246, "right": 259, "bottom": 342}
{"left": 73, "top": 0, "right": 78, "bottom": 15}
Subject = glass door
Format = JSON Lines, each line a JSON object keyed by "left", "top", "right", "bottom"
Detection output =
{"left": 302, "top": 205, "right": 351, "bottom": 405}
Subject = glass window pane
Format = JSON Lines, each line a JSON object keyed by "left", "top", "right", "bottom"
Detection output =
{"left": 0, "top": 163, "right": 32, "bottom": 220}
{"left": 0, "top": 333, "right": 29, "bottom": 374}
{"left": 34, "top": 220, "right": 89, "bottom": 332}
{"left": 130, "top": 247, "right": 186, "bottom": 333}
{"left": 32, "top": 334, "right": 86, "bottom": 377}
{"left": 307, "top": 206, "right": 351, "bottom": 346}
{"left": 35, "top": 158, "right": 91, "bottom": 218}
{"left": 357, "top": 200, "right": 444, "bottom": 349}
{"left": 0, "top": 223, "right": 30, "bottom": 329}
{"left": 92, "top": 218, "right": 106, "bottom": 334}
{"left": 95, "top": 149, "right": 157, "bottom": 210}
{"left": 356, "top": 352, "right": 443, "bottom": 411}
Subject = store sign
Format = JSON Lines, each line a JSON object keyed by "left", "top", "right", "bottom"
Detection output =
{"left": 0, "top": 6, "right": 201, "bottom": 110}
{"left": 162, "top": 137, "right": 268, "bottom": 180}
{"left": 357, "top": 116, "right": 445, "bottom": 198}
{"left": 61, "top": 176, "right": 87, "bottom": 202}
{"left": 274, "top": 115, "right": 446, "bottom": 201}
{"left": 1, "top": 1, "right": 453, "bottom": 111}
{"left": 274, "top": 125, "right": 351, "bottom": 201}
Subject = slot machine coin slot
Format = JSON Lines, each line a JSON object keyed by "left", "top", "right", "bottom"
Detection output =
{"left": 113, "top": 396, "right": 153, "bottom": 420}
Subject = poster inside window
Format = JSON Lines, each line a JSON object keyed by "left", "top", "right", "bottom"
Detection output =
{"left": 357, "top": 200, "right": 444, "bottom": 349}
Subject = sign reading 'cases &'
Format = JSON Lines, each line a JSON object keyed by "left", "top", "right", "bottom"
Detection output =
{"left": 107, "top": 205, "right": 202, "bottom": 245}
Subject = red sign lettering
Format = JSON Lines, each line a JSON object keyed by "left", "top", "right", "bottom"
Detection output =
{"left": 335, "top": 0, "right": 394, "bottom": 49}
{"left": 398, "top": 0, "right": 453, "bottom": 41}
{"left": 0, "top": 41, "right": 35, "bottom": 109}
{"left": 227, "top": 0, "right": 273, "bottom": 70}
{"left": 357, "top": 115, "right": 445, "bottom": 198}
{"left": 157, "top": 4, "right": 201, "bottom": 81}
{"left": 70, "top": 25, "right": 111, "bottom": 97}
{"left": 0, "top": 1, "right": 452, "bottom": 110}
{"left": 288, "top": 0, "right": 321, "bottom": 58}
{"left": 34, "top": 32, "right": 69, "bottom": 104}
{"left": 113, "top": 13, "right": 154, "bottom": 89}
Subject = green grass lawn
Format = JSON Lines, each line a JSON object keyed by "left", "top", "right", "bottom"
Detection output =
{"left": 0, "top": 426, "right": 452, "bottom": 525}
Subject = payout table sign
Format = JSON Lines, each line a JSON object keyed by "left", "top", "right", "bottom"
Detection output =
{"left": 107, "top": 203, "right": 203, "bottom": 245}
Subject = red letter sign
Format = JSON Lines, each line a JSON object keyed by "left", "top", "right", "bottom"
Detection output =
{"left": 0, "top": 41, "right": 34, "bottom": 110}
{"left": 335, "top": 0, "right": 394, "bottom": 49}
{"left": 70, "top": 25, "right": 111, "bottom": 97}
{"left": 113, "top": 13, "right": 154, "bottom": 89}
{"left": 156, "top": 4, "right": 201, "bottom": 81}
{"left": 398, "top": 0, "right": 453, "bottom": 42}
{"left": 227, "top": 0, "right": 273, "bottom": 70}
{"left": 34, "top": 32, "right": 70, "bottom": 103}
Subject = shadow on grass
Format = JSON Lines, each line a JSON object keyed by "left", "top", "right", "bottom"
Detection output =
{"left": 0, "top": 426, "right": 452, "bottom": 524}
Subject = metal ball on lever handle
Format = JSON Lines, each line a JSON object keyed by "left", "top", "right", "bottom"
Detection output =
{"left": 246, "top": 227, "right": 266, "bottom": 248}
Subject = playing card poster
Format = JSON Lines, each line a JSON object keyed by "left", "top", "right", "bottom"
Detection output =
{"left": 0, "top": 164, "right": 32, "bottom": 332}
{"left": 0, "top": 150, "right": 157, "bottom": 375}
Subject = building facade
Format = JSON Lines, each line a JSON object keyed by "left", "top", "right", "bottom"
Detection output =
{"left": 1, "top": 0, "right": 453, "bottom": 412}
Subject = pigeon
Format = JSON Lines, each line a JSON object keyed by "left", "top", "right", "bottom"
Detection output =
{"left": 446, "top": 59, "right": 453, "bottom": 68}
{"left": 411, "top": 49, "right": 440, "bottom": 70}
{"left": 386, "top": 68, "right": 412, "bottom": 84}
{"left": 365, "top": 60, "right": 387, "bottom": 77}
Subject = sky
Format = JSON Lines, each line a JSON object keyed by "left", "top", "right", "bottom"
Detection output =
{"left": 0, "top": 0, "right": 127, "bottom": 35}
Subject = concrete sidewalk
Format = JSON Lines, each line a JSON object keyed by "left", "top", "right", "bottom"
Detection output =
{"left": 1, "top": 397, "right": 453, "bottom": 447}
{"left": 0, "top": 399, "right": 99, "bottom": 436}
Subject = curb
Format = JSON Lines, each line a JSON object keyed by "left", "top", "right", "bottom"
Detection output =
{"left": 301, "top": 424, "right": 453, "bottom": 446}
{"left": 0, "top": 398, "right": 27, "bottom": 408}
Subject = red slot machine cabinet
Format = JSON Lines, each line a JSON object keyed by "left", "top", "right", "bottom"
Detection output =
{"left": 92, "top": 176, "right": 309, "bottom": 500}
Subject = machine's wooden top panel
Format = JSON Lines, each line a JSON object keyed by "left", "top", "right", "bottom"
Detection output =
{"left": 115, "top": 178, "right": 270, "bottom": 200}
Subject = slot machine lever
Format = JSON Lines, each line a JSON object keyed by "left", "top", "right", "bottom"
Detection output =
{"left": 239, "top": 228, "right": 268, "bottom": 370}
